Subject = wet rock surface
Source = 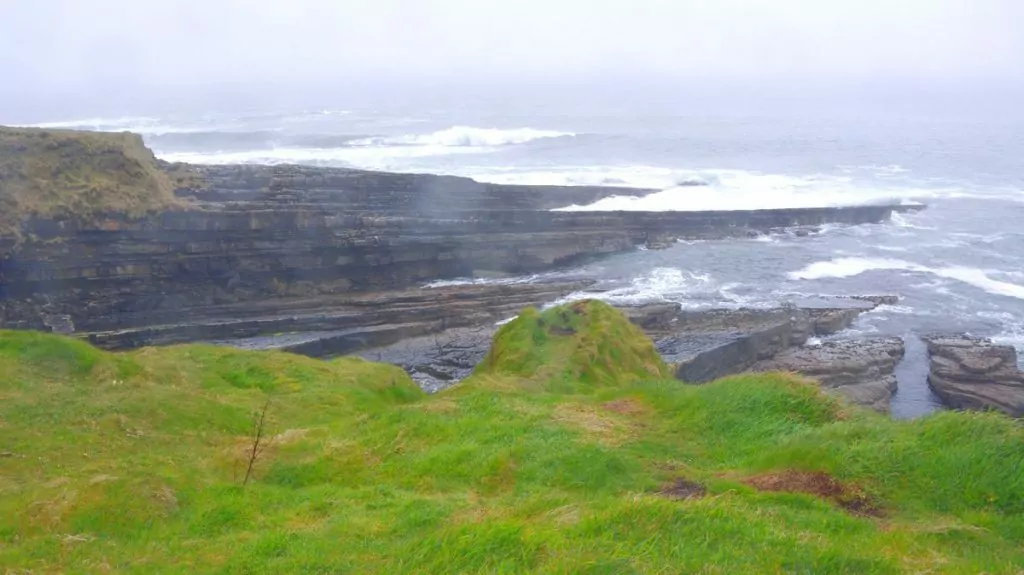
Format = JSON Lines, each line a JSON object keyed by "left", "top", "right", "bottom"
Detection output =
{"left": 344, "top": 297, "right": 909, "bottom": 412}
{"left": 752, "top": 338, "right": 905, "bottom": 412}
{"left": 926, "top": 336, "right": 1024, "bottom": 417}
{"left": 189, "top": 281, "right": 588, "bottom": 359}
{"left": 357, "top": 326, "right": 499, "bottom": 394}
{"left": 1, "top": 161, "right": 917, "bottom": 345}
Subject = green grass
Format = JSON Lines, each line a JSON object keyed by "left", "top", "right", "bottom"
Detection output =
{"left": 1, "top": 300, "right": 1022, "bottom": 573}
{"left": 0, "top": 126, "right": 193, "bottom": 238}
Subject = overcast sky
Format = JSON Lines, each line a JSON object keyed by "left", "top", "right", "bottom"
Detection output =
{"left": 2, "top": 0, "right": 1023, "bottom": 112}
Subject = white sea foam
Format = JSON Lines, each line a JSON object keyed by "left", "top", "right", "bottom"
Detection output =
{"left": 838, "top": 164, "right": 910, "bottom": 176}
{"left": 873, "top": 245, "right": 911, "bottom": 253}
{"left": 548, "top": 268, "right": 729, "bottom": 308}
{"left": 155, "top": 125, "right": 572, "bottom": 167}
{"left": 352, "top": 126, "right": 574, "bottom": 148}
{"left": 552, "top": 170, "right": 953, "bottom": 212}
{"left": 890, "top": 211, "right": 937, "bottom": 230}
{"left": 985, "top": 313, "right": 1024, "bottom": 364}
{"left": 422, "top": 274, "right": 549, "bottom": 288}
{"left": 870, "top": 304, "right": 917, "bottom": 315}
{"left": 17, "top": 116, "right": 210, "bottom": 136}
{"left": 157, "top": 143, "right": 490, "bottom": 168}
{"left": 789, "top": 257, "right": 1024, "bottom": 301}
{"left": 467, "top": 165, "right": 702, "bottom": 189}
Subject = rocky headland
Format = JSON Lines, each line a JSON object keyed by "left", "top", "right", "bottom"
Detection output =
{"left": 1, "top": 125, "right": 1020, "bottom": 417}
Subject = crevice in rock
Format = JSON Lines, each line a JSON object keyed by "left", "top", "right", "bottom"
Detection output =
{"left": 890, "top": 333, "right": 942, "bottom": 419}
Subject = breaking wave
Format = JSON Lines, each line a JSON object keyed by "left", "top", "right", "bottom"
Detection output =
{"left": 552, "top": 170, "right": 947, "bottom": 212}
{"left": 465, "top": 165, "right": 708, "bottom": 189}
{"left": 156, "top": 144, "right": 491, "bottom": 168}
{"left": 154, "top": 125, "right": 574, "bottom": 167}
{"left": 789, "top": 257, "right": 1024, "bottom": 301}
{"left": 350, "top": 126, "right": 575, "bottom": 148}
{"left": 17, "top": 116, "right": 211, "bottom": 136}
{"left": 548, "top": 268, "right": 757, "bottom": 308}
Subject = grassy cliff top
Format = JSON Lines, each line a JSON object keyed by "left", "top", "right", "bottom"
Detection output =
{"left": 0, "top": 126, "right": 190, "bottom": 237}
{"left": 1, "top": 302, "right": 1022, "bottom": 573}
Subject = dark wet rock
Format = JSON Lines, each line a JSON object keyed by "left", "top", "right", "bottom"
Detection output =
{"left": 41, "top": 313, "right": 75, "bottom": 334}
{"left": 846, "top": 295, "right": 901, "bottom": 307}
{"left": 616, "top": 300, "right": 906, "bottom": 411}
{"left": 622, "top": 302, "right": 684, "bottom": 335}
{"left": 666, "top": 308, "right": 810, "bottom": 383}
{"left": 925, "top": 336, "right": 1024, "bottom": 417}
{"left": 357, "top": 326, "right": 499, "bottom": 394}
{"left": 233, "top": 296, "right": 900, "bottom": 398}
{"left": 752, "top": 338, "right": 905, "bottom": 412}
{"left": 808, "top": 308, "right": 866, "bottom": 336}
{"left": 657, "top": 300, "right": 882, "bottom": 385}
{"left": 171, "top": 281, "right": 589, "bottom": 356}
{"left": 1, "top": 158, "right": 919, "bottom": 348}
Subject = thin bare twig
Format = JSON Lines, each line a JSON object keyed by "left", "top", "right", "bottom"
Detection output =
{"left": 243, "top": 397, "right": 272, "bottom": 486}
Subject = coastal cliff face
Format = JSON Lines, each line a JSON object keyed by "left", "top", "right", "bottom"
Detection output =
{"left": 4, "top": 127, "right": 1023, "bottom": 418}
{"left": 0, "top": 153, "right": 910, "bottom": 343}
{"left": 0, "top": 127, "right": 185, "bottom": 237}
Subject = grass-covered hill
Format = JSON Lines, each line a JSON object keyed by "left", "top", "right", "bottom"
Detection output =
{"left": 0, "top": 127, "right": 192, "bottom": 238}
{"left": 1, "top": 300, "right": 1022, "bottom": 573}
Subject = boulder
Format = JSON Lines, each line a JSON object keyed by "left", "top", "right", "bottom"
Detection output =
{"left": 925, "top": 336, "right": 1024, "bottom": 417}
{"left": 752, "top": 338, "right": 905, "bottom": 412}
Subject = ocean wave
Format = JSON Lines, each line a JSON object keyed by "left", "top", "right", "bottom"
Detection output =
{"left": 146, "top": 131, "right": 385, "bottom": 154}
{"left": 981, "top": 314, "right": 1024, "bottom": 363}
{"left": 153, "top": 125, "right": 572, "bottom": 167}
{"left": 157, "top": 143, "right": 491, "bottom": 168}
{"left": 351, "top": 126, "right": 575, "bottom": 148}
{"left": 838, "top": 164, "right": 911, "bottom": 176}
{"left": 890, "top": 211, "right": 937, "bottom": 230}
{"left": 466, "top": 165, "right": 707, "bottom": 189}
{"left": 422, "top": 274, "right": 551, "bottom": 288}
{"left": 547, "top": 268, "right": 752, "bottom": 308}
{"left": 17, "top": 116, "right": 211, "bottom": 136}
{"left": 788, "top": 257, "right": 1024, "bottom": 301}
{"left": 19, "top": 110, "right": 360, "bottom": 137}
{"left": 551, "top": 170, "right": 951, "bottom": 212}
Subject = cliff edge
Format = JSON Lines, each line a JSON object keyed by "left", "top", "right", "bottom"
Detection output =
{"left": 0, "top": 127, "right": 188, "bottom": 238}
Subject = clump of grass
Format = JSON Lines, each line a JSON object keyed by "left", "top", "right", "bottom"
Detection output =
{"left": 0, "top": 302, "right": 1022, "bottom": 573}
{"left": 0, "top": 126, "right": 192, "bottom": 239}
{"left": 477, "top": 299, "right": 672, "bottom": 390}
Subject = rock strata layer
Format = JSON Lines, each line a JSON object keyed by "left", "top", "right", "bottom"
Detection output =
{"left": 752, "top": 338, "right": 905, "bottom": 412}
{"left": 926, "top": 336, "right": 1024, "bottom": 417}
{"left": 1, "top": 161, "right": 917, "bottom": 346}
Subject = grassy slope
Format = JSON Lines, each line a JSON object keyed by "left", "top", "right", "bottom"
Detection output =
{"left": 0, "top": 301, "right": 1022, "bottom": 574}
{"left": 0, "top": 127, "right": 190, "bottom": 238}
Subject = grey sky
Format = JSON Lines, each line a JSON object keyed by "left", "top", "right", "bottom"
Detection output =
{"left": 2, "top": 0, "right": 1023, "bottom": 102}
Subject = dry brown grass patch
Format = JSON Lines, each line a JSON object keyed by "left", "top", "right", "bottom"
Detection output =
{"left": 602, "top": 397, "right": 650, "bottom": 416}
{"left": 744, "top": 470, "right": 882, "bottom": 517}
{"left": 414, "top": 398, "right": 459, "bottom": 413}
{"left": 552, "top": 403, "right": 637, "bottom": 446}
{"left": 657, "top": 478, "right": 707, "bottom": 501}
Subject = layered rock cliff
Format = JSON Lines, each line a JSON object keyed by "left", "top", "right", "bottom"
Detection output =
{"left": 6, "top": 126, "right": 1024, "bottom": 418}
{"left": 926, "top": 336, "right": 1024, "bottom": 417}
{"left": 0, "top": 130, "right": 917, "bottom": 348}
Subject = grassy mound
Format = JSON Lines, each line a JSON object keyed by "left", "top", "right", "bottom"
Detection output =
{"left": 477, "top": 299, "right": 672, "bottom": 389}
{"left": 1, "top": 304, "right": 1023, "bottom": 573}
{"left": 0, "top": 127, "right": 188, "bottom": 238}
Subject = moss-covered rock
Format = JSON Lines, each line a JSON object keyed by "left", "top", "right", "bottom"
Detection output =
{"left": 476, "top": 299, "right": 672, "bottom": 389}
{"left": 0, "top": 126, "right": 187, "bottom": 237}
